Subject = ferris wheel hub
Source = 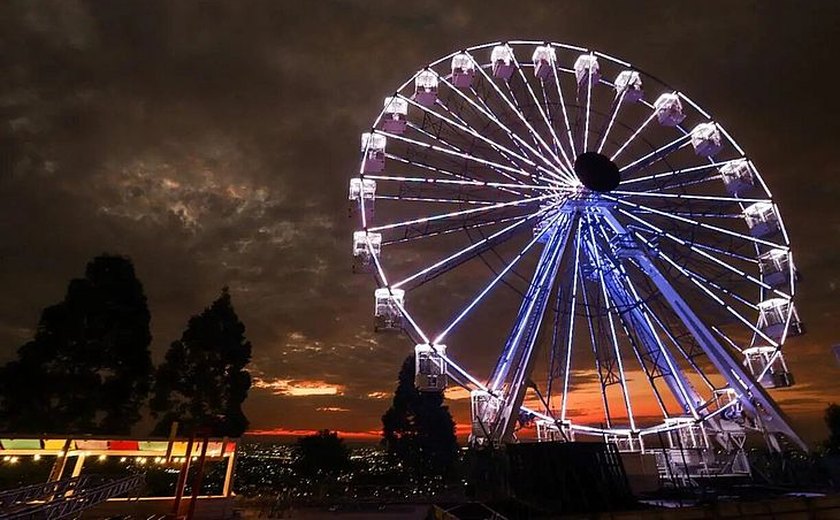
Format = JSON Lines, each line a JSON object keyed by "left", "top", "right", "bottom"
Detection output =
{"left": 574, "top": 152, "right": 621, "bottom": 193}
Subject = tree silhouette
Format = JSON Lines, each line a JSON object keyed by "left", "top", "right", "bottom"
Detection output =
{"left": 150, "top": 288, "right": 252, "bottom": 437}
{"left": 381, "top": 355, "right": 458, "bottom": 477}
{"left": 0, "top": 255, "right": 152, "bottom": 434}
{"left": 295, "top": 430, "right": 350, "bottom": 477}
{"left": 824, "top": 403, "right": 840, "bottom": 454}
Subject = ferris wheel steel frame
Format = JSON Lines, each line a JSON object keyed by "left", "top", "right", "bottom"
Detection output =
{"left": 349, "top": 40, "right": 806, "bottom": 466}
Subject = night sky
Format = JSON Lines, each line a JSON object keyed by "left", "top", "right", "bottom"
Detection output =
{"left": 1, "top": 1, "right": 838, "bottom": 443}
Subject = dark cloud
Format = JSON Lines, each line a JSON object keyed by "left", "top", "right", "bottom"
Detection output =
{"left": 0, "top": 0, "right": 838, "bottom": 440}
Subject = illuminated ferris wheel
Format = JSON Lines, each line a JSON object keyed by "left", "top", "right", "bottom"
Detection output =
{"left": 348, "top": 41, "right": 805, "bottom": 475}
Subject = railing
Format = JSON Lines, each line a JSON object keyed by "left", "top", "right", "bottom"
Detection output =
{"left": 0, "top": 476, "right": 89, "bottom": 510}
{"left": 0, "top": 474, "right": 143, "bottom": 520}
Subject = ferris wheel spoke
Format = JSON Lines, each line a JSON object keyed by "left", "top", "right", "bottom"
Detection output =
{"left": 645, "top": 245, "right": 760, "bottom": 310}
{"left": 432, "top": 212, "right": 568, "bottom": 345}
{"left": 382, "top": 154, "right": 528, "bottom": 197}
{"left": 465, "top": 80, "right": 534, "bottom": 160}
{"left": 659, "top": 252, "right": 761, "bottom": 310}
{"left": 379, "top": 130, "right": 546, "bottom": 183}
{"left": 365, "top": 174, "right": 551, "bottom": 192}
{"left": 559, "top": 218, "right": 583, "bottom": 421}
{"left": 509, "top": 52, "right": 576, "bottom": 173}
{"left": 392, "top": 210, "right": 545, "bottom": 291}
{"left": 636, "top": 211, "right": 745, "bottom": 220}
{"left": 549, "top": 67, "right": 578, "bottom": 161}
{"left": 431, "top": 99, "right": 545, "bottom": 188}
{"left": 381, "top": 213, "right": 530, "bottom": 246}
{"left": 686, "top": 239, "right": 759, "bottom": 264}
{"left": 619, "top": 160, "right": 736, "bottom": 190}
{"left": 630, "top": 232, "right": 780, "bottom": 347}
{"left": 404, "top": 118, "right": 526, "bottom": 188}
{"left": 613, "top": 190, "right": 770, "bottom": 205}
{"left": 403, "top": 119, "right": 542, "bottom": 188}
{"left": 628, "top": 225, "right": 759, "bottom": 265}
{"left": 436, "top": 71, "right": 571, "bottom": 182}
{"left": 618, "top": 133, "right": 693, "bottom": 176}
{"left": 466, "top": 51, "right": 571, "bottom": 179}
{"left": 538, "top": 79, "right": 576, "bottom": 171}
{"left": 400, "top": 94, "right": 559, "bottom": 183}
{"left": 501, "top": 74, "right": 541, "bottom": 151}
{"left": 712, "top": 325, "right": 746, "bottom": 354}
{"left": 595, "top": 92, "right": 625, "bottom": 154}
{"left": 644, "top": 175, "right": 727, "bottom": 194}
{"left": 368, "top": 193, "right": 552, "bottom": 233}
{"left": 582, "top": 53, "right": 595, "bottom": 153}
{"left": 617, "top": 208, "right": 791, "bottom": 300}
{"left": 610, "top": 112, "right": 656, "bottom": 162}
{"left": 610, "top": 197, "right": 789, "bottom": 250}
{"left": 374, "top": 195, "right": 498, "bottom": 205}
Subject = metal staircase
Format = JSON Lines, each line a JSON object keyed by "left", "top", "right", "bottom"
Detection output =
{"left": 0, "top": 474, "right": 143, "bottom": 519}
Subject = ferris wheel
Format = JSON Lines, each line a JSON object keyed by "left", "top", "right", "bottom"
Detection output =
{"left": 348, "top": 40, "right": 805, "bottom": 471}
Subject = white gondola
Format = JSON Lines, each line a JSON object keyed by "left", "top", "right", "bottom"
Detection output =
{"left": 758, "top": 297, "right": 804, "bottom": 340}
{"left": 491, "top": 45, "right": 515, "bottom": 80}
{"left": 758, "top": 248, "right": 796, "bottom": 288}
{"left": 614, "top": 70, "right": 643, "bottom": 102}
{"left": 532, "top": 46, "right": 557, "bottom": 80}
{"left": 380, "top": 97, "right": 408, "bottom": 134}
{"left": 719, "top": 159, "right": 755, "bottom": 196}
{"left": 743, "top": 346, "right": 794, "bottom": 388}
{"left": 690, "top": 122, "right": 722, "bottom": 157}
{"left": 348, "top": 177, "right": 376, "bottom": 219}
{"left": 573, "top": 54, "right": 600, "bottom": 86}
{"left": 413, "top": 70, "right": 438, "bottom": 107}
{"left": 361, "top": 133, "right": 386, "bottom": 173}
{"left": 653, "top": 93, "right": 685, "bottom": 127}
{"left": 352, "top": 231, "right": 382, "bottom": 273}
{"left": 470, "top": 390, "right": 501, "bottom": 445}
{"left": 414, "top": 343, "right": 447, "bottom": 392}
{"left": 451, "top": 53, "right": 476, "bottom": 88}
{"left": 743, "top": 201, "right": 780, "bottom": 238}
{"left": 374, "top": 288, "right": 405, "bottom": 332}
{"left": 348, "top": 177, "right": 376, "bottom": 202}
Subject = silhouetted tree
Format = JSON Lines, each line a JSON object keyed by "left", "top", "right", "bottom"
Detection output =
{"left": 0, "top": 255, "right": 152, "bottom": 434}
{"left": 295, "top": 430, "right": 351, "bottom": 477}
{"left": 150, "top": 288, "right": 252, "bottom": 437}
{"left": 381, "top": 355, "right": 458, "bottom": 477}
{"left": 825, "top": 403, "right": 840, "bottom": 454}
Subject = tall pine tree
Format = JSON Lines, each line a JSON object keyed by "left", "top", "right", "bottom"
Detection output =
{"left": 0, "top": 255, "right": 153, "bottom": 434}
{"left": 382, "top": 355, "right": 458, "bottom": 477}
{"left": 150, "top": 288, "right": 252, "bottom": 437}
